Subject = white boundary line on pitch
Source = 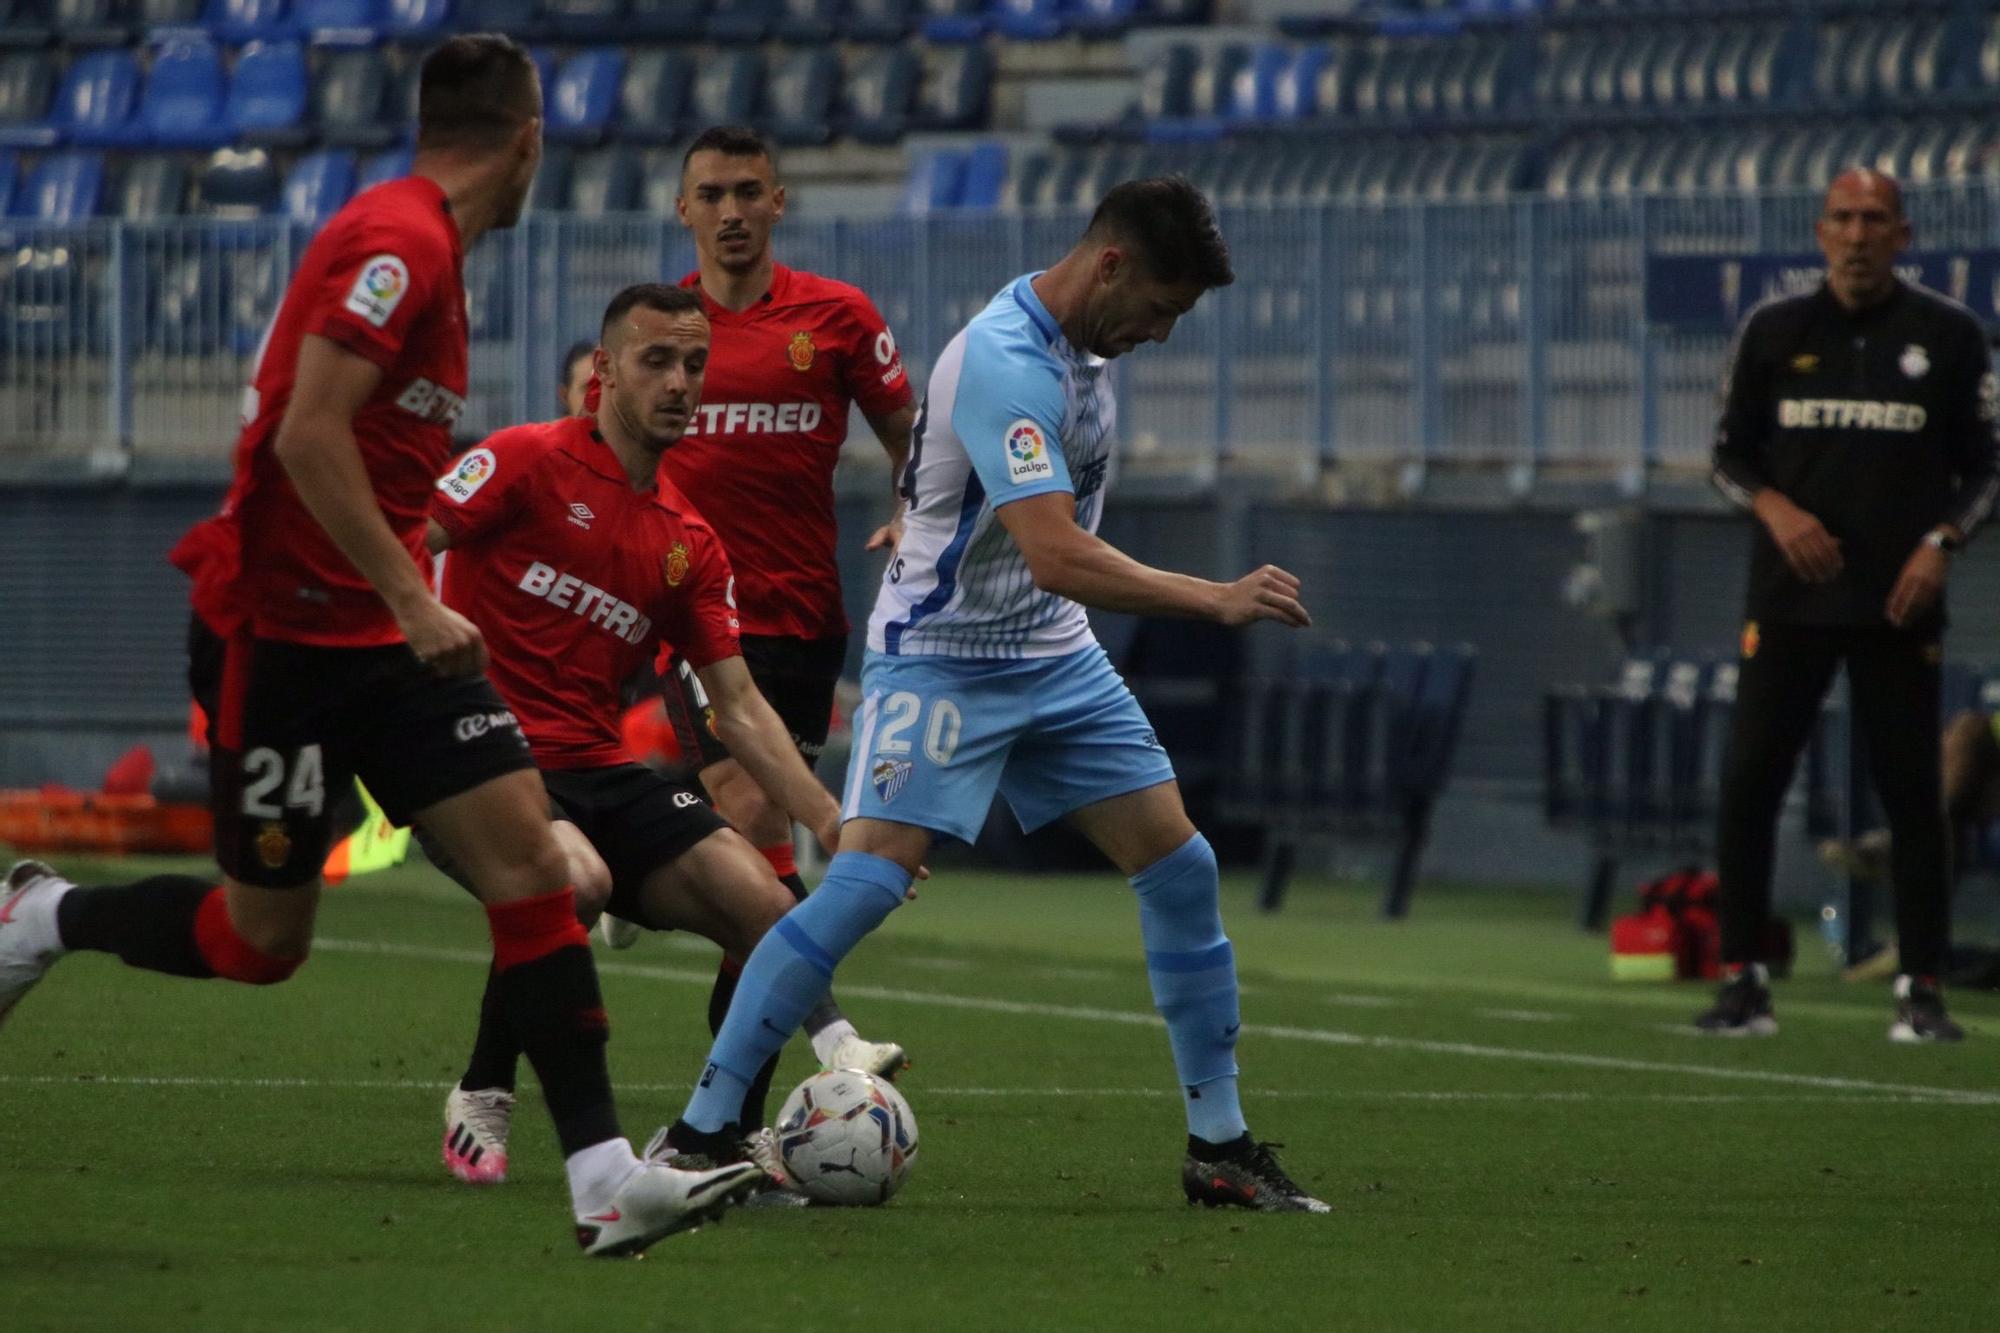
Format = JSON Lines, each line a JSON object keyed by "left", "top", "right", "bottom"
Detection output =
{"left": 307, "top": 937, "right": 2000, "bottom": 1107}
{"left": 0, "top": 1073, "right": 1988, "bottom": 1107}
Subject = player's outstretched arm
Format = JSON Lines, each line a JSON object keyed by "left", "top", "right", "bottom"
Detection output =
{"left": 695, "top": 655, "right": 844, "bottom": 856}
{"left": 275, "top": 334, "right": 486, "bottom": 675}
{"left": 995, "top": 490, "right": 1310, "bottom": 628}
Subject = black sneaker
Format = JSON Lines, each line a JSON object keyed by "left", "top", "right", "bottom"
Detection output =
{"left": 1693, "top": 969, "right": 1777, "bottom": 1036}
{"left": 1182, "top": 1135, "right": 1331, "bottom": 1214}
{"left": 644, "top": 1121, "right": 808, "bottom": 1207}
{"left": 1890, "top": 975, "right": 1965, "bottom": 1043}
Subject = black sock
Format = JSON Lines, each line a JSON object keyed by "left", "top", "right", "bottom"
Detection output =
{"left": 1189, "top": 1132, "right": 1252, "bottom": 1158}
{"left": 460, "top": 963, "right": 522, "bottom": 1094}
{"left": 708, "top": 957, "right": 782, "bottom": 1128}
{"left": 496, "top": 946, "right": 620, "bottom": 1157}
{"left": 55, "top": 876, "right": 215, "bottom": 978}
{"left": 777, "top": 870, "right": 847, "bottom": 1040}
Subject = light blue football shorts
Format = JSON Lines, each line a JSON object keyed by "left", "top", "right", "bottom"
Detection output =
{"left": 839, "top": 643, "right": 1177, "bottom": 844}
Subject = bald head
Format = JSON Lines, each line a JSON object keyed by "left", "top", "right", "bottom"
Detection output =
{"left": 1817, "top": 167, "right": 1910, "bottom": 311}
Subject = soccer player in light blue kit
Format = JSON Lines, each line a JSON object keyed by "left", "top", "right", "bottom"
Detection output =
{"left": 658, "top": 177, "right": 1329, "bottom": 1212}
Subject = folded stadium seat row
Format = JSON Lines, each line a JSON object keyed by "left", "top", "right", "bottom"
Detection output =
{"left": 1533, "top": 19, "right": 1806, "bottom": 117}
{"left": 899, "top": 139, "right": 1005, "bottom": 212}
{"left": 1809, "top": 9, "right": 1977, "bottom": 111}
{"left": 0, "top": 38, "right": 323, "bottom": 149}
{"left": 0, "top": 141, "right": 412, "bottom": 222}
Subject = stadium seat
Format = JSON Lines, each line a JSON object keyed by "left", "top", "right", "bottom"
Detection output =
{"left": 293, "top": 0, "right": 378, "bottom": 38}
{"left": 0, "top": 49, "right": 51, "bottom": 146}
{"left": 1224, "top": 43, "right": 1290, "bottom": 124}
{"left": 56, "top": 49, "right": 141, "bottom": 147}
{"left": 526, "top": 141, "right": 568, "bottom": 213}
{"left": 141, "top": 0, "right": 204, "bottom": 25}
{"left": 1270, "top": 45, "right": 1329, "bottom": 120}
{"left": 280, "top": 146, "right": 354, "bottom": 223}
{"left": 615, "top": 48, "right": 691, "bottom": 144}
{"left": 204, "top": 0, "right": 294, "bottom": 43}
{"left": 913, "top": 43, "right": 988, "bottom": 131}
{"left": 841, "top": 0, "right": 909, "bottom": 42}
{"left": 141, "top": 37, "right": 231, "bottom": 148}
{"left": 52, "top": 0, "right": 134, "bottom": 45}
{"left": 539, "top": 0, "right": 623, "bottom": 41}
{"left": 992, "top": 0, "right": 1061, "bottom": 43}
{"left": 842, "top": 45, "right": 916, "bottom": 144}
{"left": 997, "top": 145, "right": 1050, "bottom": 210}
{"left": 1133, "top": 42, "right": 1196, "bottom": 121}
{"left": 0, "top": 146, "right": 14, "bottom": 212}
{"left": 0, "top": 0, "right": 53, "bottom": 47}
{"left": 198, "top": 144, "right": 278, "bottom": 215}
{"left": 623, "top": 0, "right": 704, "bottom": 40}
{"left": 546, "top": 48, "right": 624, "bottom": 145}
{"left": 687, "top": 49, "right": 761, "bottom": 132}
{"left": 957, "top": 138, "right": 1004, "bottom": 209}
{"left": 1187, "top": 43, "right": 1248, "bottom": 121}
{"left": 565, "top": 144, "right": 639, "bottom": 214}
{"left": 706, "top": 0, "right": 775, "bottom": 43}
{"left": 1146, "top": 0, "right": 1206, "bottom": 21}
{"left": 226, "top": 39, "right": 308, "bottom": 144}
{"left": 917, "top": 0, "right": 980, "bottom": 44}
{"left": 774, "top": 0, "right": 838, "bottom": 42}
{"left": 764, "top": 47, "right": 838, "bottom": 147}
{"left": 637, "top": 143, "right": 677, "bottom": 212}
{"left": 17, "top": 148, "right": 104, "bottom": 219}
{"left": 355, "top": 142, "right": 409, "bottom": 189}
{"left": 900, "top": 145, "right": 962, "bottom": 213}
{"left": 382, "top": 0, "right": 446, "bottom": 35}
{"left": 314, "top": 47, "right": 396, "bottom": 148}
{"left": 111, "top": 152, "right": 187, "bottom": 217}
{"left": 1066, "top": 0, "right": 1136, "bottom": 41}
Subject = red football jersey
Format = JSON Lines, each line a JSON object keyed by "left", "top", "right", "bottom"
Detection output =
{"left": 664, "top": 263, "right": 913, "bottom": 639}
{"left": 432, "top": 416, "right": 741, "bottom": 769}
{"left": 170, "top": 176, "right": 469, "bottom": 646}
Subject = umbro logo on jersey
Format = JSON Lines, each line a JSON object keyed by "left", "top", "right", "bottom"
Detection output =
{"left": 691, "top": 402, "right": 824, "bottom": 435}
{"left": 518, "top": 561, "right": 655, "bottom": 645}
{"left": 567, "top": 502, "right": 594, "bottom": 529}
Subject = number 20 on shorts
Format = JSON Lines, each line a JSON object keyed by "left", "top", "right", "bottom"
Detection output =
{"left": 875, "top": 692, "right": 962, "bottom": 766}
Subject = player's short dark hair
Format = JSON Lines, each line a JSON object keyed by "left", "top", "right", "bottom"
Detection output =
{"left": 1083, "top": 175, "right": 1234, "bottom": 289}
{"left": 681, "top": 125, "right": 776, "bottom": 178}
{"left": 416, "top": 34, "right": 539, "bottom": 152}
{"left": 600, "top": 283, "right": 705, "bottom": 341}
{"left": 561, "top": 340, "right": 594, "bottom": 383}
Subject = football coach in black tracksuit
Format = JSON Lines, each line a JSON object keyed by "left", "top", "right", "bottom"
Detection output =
{"left": 1698, "top": 169, "right": 2000, "bottom": 1042}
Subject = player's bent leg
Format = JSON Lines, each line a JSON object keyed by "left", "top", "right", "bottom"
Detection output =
{"left": 550, "top": 819, "right": 613, "bottom": 924}
{"left": 662, "top": 819, "right": 926, "bottom": 1158}
{"left": 701, "top": 757, "right": 794, "bottom": 850}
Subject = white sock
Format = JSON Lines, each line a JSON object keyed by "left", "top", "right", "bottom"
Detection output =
{"left": 809, "top": 1018, "right": 859, "bottom": 1066}
{"left": 564, "top": 1137, "right": 640, "bottom": 1216}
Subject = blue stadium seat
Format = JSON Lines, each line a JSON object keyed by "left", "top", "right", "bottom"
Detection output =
{"left": 765, "top": 47, "right": 838, "bottom": 147}
{"left": 841, "top": 0, "right": 909, "bottom": 42}
{"left": 1269, "top": 44, "right": 1328, "bottom": 120}
{"left": 1187, "top": 42, "right": 1247, "bottom": 122}
{"left": 707, "top": 0, "right": 775, "bottom": 42}
{"left": 58, "top": 49, "right": 141, "bottom": 147}
{"left": 281, "top": 147, "right": 354, "bottom": 223}
{"left": 17, "top": 148, "right": 103, "bottom": 219}
{"left": 1132, "top": 41, "right": 1195, "bottom": 121}
{"left": 1223, "top": 42, "right": 1290, "bottom": 124}
{"left": 957, "top": 138, "right": 1004, "bottom": 208}
{"left": 565, "top": 145, "right": 639, "bottom": 215}
{"left": 142, "top": 37, "right": 231, "bottom": 148}
{"left": 142, "top": 0, "right": 203, "bottom": 24}
{"left": 546, "top": 48, "right": 624, "bottom": 145}
{"left": 356, "top": 142, "right": 410, "bottom": 189}
{"left": 900, "top": 145, "right": 962, "bottom": 213}
{"left": 1065, "top": 0, "right": 1135, "bottom": 40}
{"left": 53, "top": 0, "right": 135, "bottom": 45}
{"left": 615, "top": 49, "right": 691, "bottom": 144}
{"left": 205, "top": 0, "right": 294, "bottom": 43}
{"left": 1146, "top": 0, "right": 1206, "bottom": 22}
{"left": 0, "top": 49, "right": 50, "bottom": 146}
{"left": 992, "top": 0, "right": 1060, "bottom": 42}
{"left": 383, "top": 0, "right": 446, "bottom": 35}
{"left": 540, "top": 0, "right": 624, "bottom": 40}
{"left": 314, "top": 47, "right": 395, "bottom": 148}
{"left": 998, "top": 146, "right": 1050, "bottom": 210}
{"left": 0, "top": 147, "right": 14, "bottom": 212}
{"left": 624, "top": 0, "right": 704, "bottom": 39}
{"left": 227, "top": 39, "right": 308, "bottom": 144}
{"left": 917, "top": 0, "right": 980, "bottom": 44}
{"left": 0, "top": 0, "right": 53, "bottom": 47}
{"left": 198, "top": 144, "right": 278, "bottom": 214}
{"left": 913, "top": 43, "right": 988, "bottom": 131}
{"left": 688, "top": 48, "right": 761, "bottom": 129}
{"left": 775, "top": 0, "right": 840, "bottom": 44}
{"left": 112, "top": 152, "right": 186, "bottom": 216}
{"left": 842, "top": 45, "right": 916, "bottom": 143}
{"left": 293, "top": 0, "right": 378, "bottom": 38}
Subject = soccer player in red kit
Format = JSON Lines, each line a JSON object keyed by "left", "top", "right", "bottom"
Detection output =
{"left": 431, "top": 284, "right": 900, "bottom": 1198}
{"left": 0, "top": 37, "right": 761, "bottom": 1257}
{"left": 633, "top": 126, "right": 916, "bottom": 1078}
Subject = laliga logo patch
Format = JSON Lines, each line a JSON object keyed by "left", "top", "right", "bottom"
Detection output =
{"left": 788, "top": 330, "right": 816, "bottom": 372}
{"left": 438, "top": 447, "right": 496, "bottom": 504}
{"left": 872, "top": 757, "right": 912, "bottom": 805}
{"left": 344, "top": 253, "right": 409, "bottom": 329}
{"left": 1005, "top": 418, "right": 1052, "bottom": 485}
{"left": 1900, "top": 344, "right": 1930, "bottom": 379}
{"left": 664, "top": 541, "right": 691, "bottom": 587}
{"left": 1741, "top": 621, "right": 1759, "bottom": 660}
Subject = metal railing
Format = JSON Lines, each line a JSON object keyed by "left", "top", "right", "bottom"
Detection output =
{"left": 5, "top": 180, "right": 1998, "bottom": 478}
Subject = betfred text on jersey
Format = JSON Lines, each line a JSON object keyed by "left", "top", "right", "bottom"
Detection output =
{"left": 517, "top": 561, "right": 655, "bottom": 645}
{"left": 1776, "top": 399, "right": 1928, "bottom": 431}
{"left": 691, "top": 402, "right": 823, "bottom": 435}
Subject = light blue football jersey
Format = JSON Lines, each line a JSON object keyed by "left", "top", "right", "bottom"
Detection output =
{"left": 867, "top": 273, "right": 1117, "bottom": 660}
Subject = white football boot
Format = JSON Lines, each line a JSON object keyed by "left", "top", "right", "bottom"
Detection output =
{"left": 441, "top": 1086, "right": 515, "bottom": 1185}
{"left": 595, "top": 914, "right": 642, "bottom": 951}
{"left": 824, "top": 1033, "right": 909, "bottom": 1081}
{"left": 574, "top": 1157, "right": 766, "bottom": 1258}
{"left": 740, "top": 1125, "right": 810, "bottom": 1209}
{"left": 0, "top": 860, "right": 73, "bottom": 1029}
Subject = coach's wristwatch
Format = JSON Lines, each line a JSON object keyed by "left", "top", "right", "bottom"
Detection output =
{"left": 1924, "top": 527, "right": 1962, "bottom": 553}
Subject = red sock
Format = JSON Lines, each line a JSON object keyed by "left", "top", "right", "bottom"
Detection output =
{"left": 759, "top": 843, "right": 798, "bottom": 881}
{"left": 486, "top": 888, "right": 589, "bottom": 972}
{"left": 193, "top": 888, "right": 302, "bottom": 985}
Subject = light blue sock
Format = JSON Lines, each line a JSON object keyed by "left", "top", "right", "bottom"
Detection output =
{"left": 1132, "top": 832, "right": 1247, "bottom": 1144}
{"left": 683, "top": 851, "right": 912, "bottom": 1132}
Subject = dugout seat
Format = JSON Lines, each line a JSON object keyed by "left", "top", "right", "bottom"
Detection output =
{"left": 765, "top": 47, "right": 839, "bottom": 147}
{"left": 314, "top": 46, "right": 396, "bottom": 148}
{"left": 615, "top": 49, "right": 692, "bottom": 144}
{"left": 280, "top": 146, "right": 354, "bottom": 223}
{"left": 227, "top": 39, "right": 309, "bottom": 145}
{"left": 546, "top": 48, "right": 624, "bottom": 146}
{"left": 142, "top": 37, "right": 231, "bottom": 149}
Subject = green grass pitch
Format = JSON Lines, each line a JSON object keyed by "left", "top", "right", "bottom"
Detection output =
{"left": 4, "top": 852, "right": 1998, "bottom": 1331}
